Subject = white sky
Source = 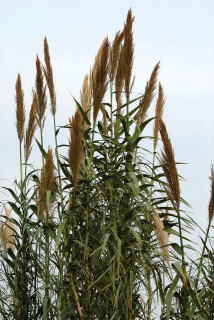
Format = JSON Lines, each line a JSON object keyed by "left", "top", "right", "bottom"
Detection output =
{"left": 0, "top": 0, "right": 214, "bottom": 234}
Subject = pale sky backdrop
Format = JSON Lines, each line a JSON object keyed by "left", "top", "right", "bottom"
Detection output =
{"left": 0, "top": 0, "right": 214, "bottom": 239}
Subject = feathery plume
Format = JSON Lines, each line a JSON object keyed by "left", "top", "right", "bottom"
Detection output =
{"left": 208, "top": 165, "right": 214, "bottom": 223}
{"left": 114, "top": 48, "right": 125, "bottom": 138}
{"left": 136, "top": 62, "right": 160, "bottom": 127}
{"left": 15, "top": 74, "right": 25, "bottom": 142}
{"left": 0, "top": 208, "right": 16, "bottom": 251}
{"left": 35, "top": 55, "right": 47, "bottom": 129}
{"left": 115, "top": 44, "right": 124, "bottom": 110}
{"left": 152, "top": 211, "right": 169, "bottom": 261}
{"left": 69, "top": 109, "right": 83, "bottom": 183}
{"left": 153, "top": 83, "right": 165, "bottom": 149}
{"left": 24, "top": 92, "right": 37, "bottom": 162}
{"left": 91, "top": 37, "right": 110, "bottom": 124}
{"left": 80, "top": 74, "right": 91, "bottom": 125}
{"left": 121, "top": 9, "right": 134, "bottom": 99}
{"left": 38, "top": 148, "right": 56, "bottom": 222}
{"left": 43, "top": 37, "right": 56, "bottom": 116}
{"left": 109, "top": 30, "right": 124, "bottom": 82}
{"left": 159, "top": 119, "right": 180, "bottom": 210}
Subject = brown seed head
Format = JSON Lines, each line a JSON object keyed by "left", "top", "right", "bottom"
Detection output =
{"left": 91, "top": 37, "right": 110, "bottom": 123}
{"left": 15, "top": 73, "right": 25, "bottom": 142}
{"left": 80, "top": 74, "right": 92, "bottom": 126}
{"left": 121, "top": 9, "right": 134, "bottom": 99}
{"left": 208, "top": 165, "right": 214, "bottom": 223}
{"left": 115, "top": 45, "right": 125, "bottom": 110}
{"left": 25, "top": 92, "right": 37, "bottom": 162}
{"left": 0, "top": 208, "right": 16, "bottom": 251}
{"left": 136, "top": 62, "right": 160, "bottom": 127}
{"left": 43, "top": 37, "right": 56, "bottom": 116}
{"left": 110, "top": 30, "right": 124, "bottom": 82}
{"left": 114, "top": 47, "right": 125, "bottom": 138}
{"left": 69, "top": 109, "right": 83, "bottom": 184}
{"left": 154, "top": 83, "right": 165, "bottom": 149}
{"left": 38, "top": 148, "right": 56, "bottom": 222}
{"left": 35, "top": 55, "right": 47, "bottom": 129}
{"left": 159, "top": 120, "right": 180, "bottom": 210}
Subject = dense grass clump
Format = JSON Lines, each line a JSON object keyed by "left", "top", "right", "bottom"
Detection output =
{"left": 0, "top": 9, "right": 213, "bottom": 320}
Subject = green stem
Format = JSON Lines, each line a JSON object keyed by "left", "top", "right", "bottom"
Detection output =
{"left": 146, "top": 149, "right": 157, "bottom": 320}
{"left": 175, "top": 204, "right": 190, "bottom": 319}
{"left": 19, "top": 141, "right": 23, "bottom": 184}
{"left": 70, "top": 274, "right": 83, "bottom": 319}
{"left": 110, "top": 81, "right": 113, "bottom": 138}
{"left": 126, "top": 95, "right": 130, "bottom": 135}
{"left": 44, "top": 230, "right": 50, "bottom": 320}
{"left": 188, "top": 221, "right": 212, "bottom": 318}
{"left": 40, "top": 126, "right": 44, "bottom": 167}
{"left": 24, "top": 160, "right": 27, "bottom": 197}
{"left": 89, "top": 122, "right": 96, "bottom": 166}
{"left": 196, "top": 221, "right": 211, "bottom": 288}
{"left": 52, "top": 116, "right": 64, "bottom": 319}
{"left": 176, "top": 206, "right": 186, "bottom": 275}
{"left": 33, "top": 229, "right": 39, "bottom": 319}
{"left": 53, "top": 116, "right": 64, "bottom": 212}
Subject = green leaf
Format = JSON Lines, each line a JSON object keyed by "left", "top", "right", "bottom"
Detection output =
{"left": 8, "top": 202, "right": 21, "bottom": 216}
{"left": 172, "top": 262, "right": 185, "bottom": 278}
{"left": 129, "top": 227, "right": 142, "bottom": 247}
{"left": 56, "top": 219, "right": 67, "bottom": 246}
{"left": 170, "top": 242, "right": 182, "bottom": 255}
{"left": 126, "top": 117, "right": 155, "bottom": 151}
{"left": 165, "top": 274, "right": 180, "bottom": 320}
{"left": 35, "top": 138, "right": 47, "bottom": 158}
{"left": 3, "top": 257, "right": 14, "bottom": 269}
{"left": 72, "top": 96, "right": 91, "bottom": 126}
{"left": 2, "top": 187, "right": 20, "bottom": 203}
{"left": 46, "top": 226, "right": 56, "bottom": 240}
{"left": 101, "top": 234, "right": 110, "bottom": 252}
{"left": 55, "top": 128, "right": 60, "bottom": 136}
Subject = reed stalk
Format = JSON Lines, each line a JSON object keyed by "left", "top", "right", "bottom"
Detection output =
{"left": 43, "top": 37, "right": 64, "bottom": 212}
{"left": 196, "top": 167, "right": 214, "bottom": 288}
{"left": 15, "top": 74, "right": 25, "bottom": 183}
{"left": 1, "top": 9, "right": 213, "bottom": 320}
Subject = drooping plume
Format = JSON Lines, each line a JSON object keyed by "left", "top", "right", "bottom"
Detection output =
{"left": 15, "top": 73, "right": 25, "bottom": 143}
{"left": 43, "top": 37, "right": 56, "bottom": 116}
{"left": 91, "top": 37, "right": 109, "bottom": 124}
{"left": 159, "top": 120, "right": 180, "bottom": 210}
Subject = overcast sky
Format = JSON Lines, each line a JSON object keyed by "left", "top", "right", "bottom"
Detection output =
{"left": 0, "top": 0, "right": 214, "bottom": 234}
